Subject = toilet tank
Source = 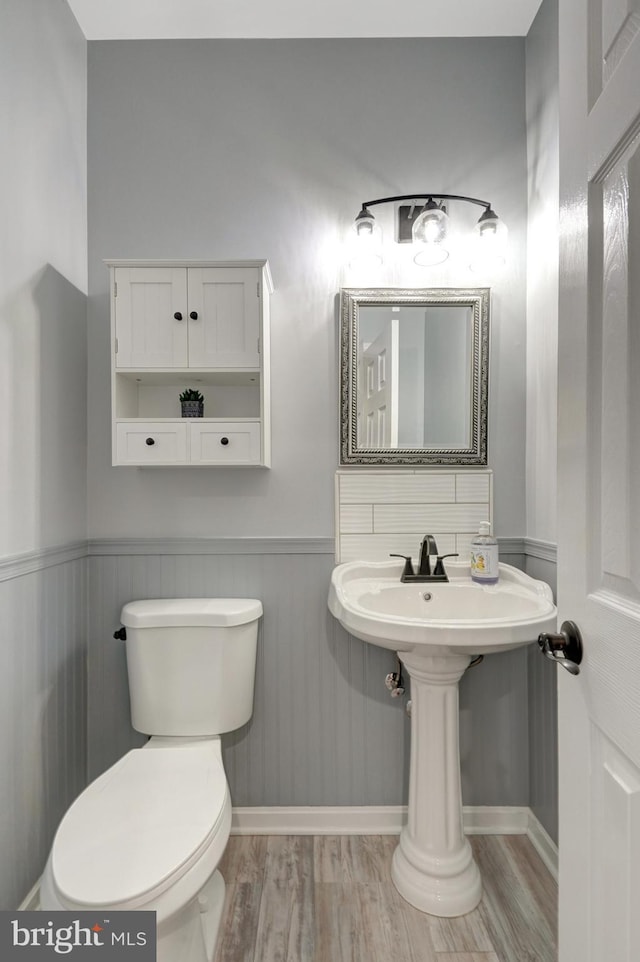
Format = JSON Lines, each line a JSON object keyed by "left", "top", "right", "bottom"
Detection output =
{"left": 120, "top": 598, "right": 262, "bottom": 736}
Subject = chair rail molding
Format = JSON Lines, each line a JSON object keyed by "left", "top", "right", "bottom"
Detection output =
{"left": 0, "top": 541, "right": 88, "bottom": 582}
{"left": 87, "top": 537, "right": 334, "bottom": 556}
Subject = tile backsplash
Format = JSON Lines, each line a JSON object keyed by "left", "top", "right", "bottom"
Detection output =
{"left": 335, "top": 469, "right": 493, "bottom": 563}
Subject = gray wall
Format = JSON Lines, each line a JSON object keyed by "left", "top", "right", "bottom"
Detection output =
{"left": 526, "top": 0, "right": 559, "bottom": 544}
{"left": 86, "top": 37, "right": 528, "bottom": 541}
{"left": 0, "top": 553, "right": 88, "bottom": 909}
{"left": 525, "top": 0, "right": 560, "bottom": 843}
{"left": 1, "top": 0, "right": 88, "bottom": 557}
{"left": 0, "top": 0, "right": 89, "bottom": 908}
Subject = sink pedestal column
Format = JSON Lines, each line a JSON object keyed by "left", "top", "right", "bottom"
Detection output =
{"left": 392, "top": 651, "right": 482, "bottom": 917}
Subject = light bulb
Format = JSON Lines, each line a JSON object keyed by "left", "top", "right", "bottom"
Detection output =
{"left": 349, "top": 207, "right": 383, "bottom": 268}
{"left": 412, "top": 199, "right": 449, "bottom": 247}
{"left": 469, "top": 207, "right": 508, "bottom": 271}
{"left": 354, "top": 206, "right": 376, "bottom": 236}
{"left": 411, "top": 199, "right": 449, "bottom": 265}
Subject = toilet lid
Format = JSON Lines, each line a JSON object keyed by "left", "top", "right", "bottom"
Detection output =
{"left": 52, "top": 743, "right": 228, "bottom": 908}
{"left": 121, "top": 598, "right": 263, "bottom": 628}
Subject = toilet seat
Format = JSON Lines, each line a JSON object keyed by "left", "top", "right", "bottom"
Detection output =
{"left": 51, "top": 742, "right": 228, "bottom": 909}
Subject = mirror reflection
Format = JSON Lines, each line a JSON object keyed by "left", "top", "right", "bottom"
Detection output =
{"left": 358, "top": 304, "right": 472, "bottom": 449}
{"left": 340, "top": 288, "right": 489, "bottom": 465}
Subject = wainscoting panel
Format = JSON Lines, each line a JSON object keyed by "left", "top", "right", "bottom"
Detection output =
{"left": 88, "top": 546, "right": 411, "bottom": 805}
{"left": 88, "top": 541, "right": 530, "bottom": 811}
{"left": 0, "top": 550, "right": 88, "bottom": 909}
{"left": 526, "top": 549, "right": 558, "bottom": 843}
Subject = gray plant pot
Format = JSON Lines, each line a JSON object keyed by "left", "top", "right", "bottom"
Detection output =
{"left": 181, "top": 401, "right": 204, "bottom": 418}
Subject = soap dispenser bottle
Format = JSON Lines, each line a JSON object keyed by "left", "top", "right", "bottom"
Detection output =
{"left": 470, "top": 521, "right": 499, "bottom": 584}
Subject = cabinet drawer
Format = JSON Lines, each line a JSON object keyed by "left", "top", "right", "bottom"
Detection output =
{"left": 116, "top": 422, "right": 188, "bottom": 464}
{"left": 190, "top": 421, "right": 261, "bottom": 464}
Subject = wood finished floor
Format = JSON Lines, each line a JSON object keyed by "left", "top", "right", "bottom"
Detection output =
{"left": 214, "top": 834, "right": 557, "bottom": 962}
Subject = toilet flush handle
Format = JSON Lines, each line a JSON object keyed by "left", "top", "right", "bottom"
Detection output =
{"left": 113, "top": 627, "right": 127, "bottom": 641}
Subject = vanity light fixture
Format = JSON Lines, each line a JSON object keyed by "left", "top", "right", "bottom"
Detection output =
{"left": 352, "top": 193, "right": 508, "bottom": 269}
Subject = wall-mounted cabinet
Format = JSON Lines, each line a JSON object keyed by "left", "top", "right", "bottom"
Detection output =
{"left": 107, "top": 260, "right": 272, "bottom": 466}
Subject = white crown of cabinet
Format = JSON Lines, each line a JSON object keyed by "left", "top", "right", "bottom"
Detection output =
{"left": 107, "top": 260, "right": 272, "bottom": 467}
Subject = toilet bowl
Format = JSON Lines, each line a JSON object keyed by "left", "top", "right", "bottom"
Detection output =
{"left": 40, "top": 598, "right": 262, "bottom": 962}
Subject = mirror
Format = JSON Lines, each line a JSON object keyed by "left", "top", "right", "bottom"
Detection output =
{"left": 339, "top": 287, "right": 489, "bottom": 465}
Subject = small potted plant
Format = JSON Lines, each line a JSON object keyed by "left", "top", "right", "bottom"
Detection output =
{"left": 179, "top": 388, "right": 204, "bottom": 418}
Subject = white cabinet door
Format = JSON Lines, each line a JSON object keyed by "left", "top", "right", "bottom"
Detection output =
{"left": 115, "top": 268, "right": 188, "bottom": 368}
{"left": 187, "top": 267, "right": 260, "bottom": 369}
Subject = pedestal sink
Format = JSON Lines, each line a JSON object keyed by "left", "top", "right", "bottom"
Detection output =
{"left": 328, "top": 559, "right": 557, "bottom": 917}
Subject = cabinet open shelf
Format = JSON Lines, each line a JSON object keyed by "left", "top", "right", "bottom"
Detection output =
{"left": 114, "top": 371, "right": 261, "bottom": 419}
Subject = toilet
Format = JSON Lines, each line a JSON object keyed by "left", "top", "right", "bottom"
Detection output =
{"left": 40, "top": 597, "right": 262, "bottom": 962}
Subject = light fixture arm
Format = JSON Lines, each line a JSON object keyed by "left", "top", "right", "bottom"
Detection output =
{"left": 359, "top": 193, "right": 492, "bottom": 212}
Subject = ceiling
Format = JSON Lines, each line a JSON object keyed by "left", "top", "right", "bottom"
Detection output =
{"left": 65, "top": 0, "right": 544, "bottom": 40}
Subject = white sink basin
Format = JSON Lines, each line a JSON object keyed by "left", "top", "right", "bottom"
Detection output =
{"left": 328, "top": 559, "right": 557, "bottom": 654}
{"left": 328, "top": 556, "right": 557, "bottom": 918}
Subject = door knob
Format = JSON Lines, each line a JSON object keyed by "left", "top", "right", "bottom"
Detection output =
{"left": 538, "top": 620, "right": 583, "bottom": 675}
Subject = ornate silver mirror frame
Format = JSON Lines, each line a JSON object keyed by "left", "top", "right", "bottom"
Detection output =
{"left": 339, "top": 287, "right": 489, "bottom": 465}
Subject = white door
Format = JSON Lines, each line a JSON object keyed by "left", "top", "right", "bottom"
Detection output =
{"left": 558, "top": 3, "right": 640, "bottom": 960}
{"left": 359, "top": 319, "right": 399, "bottom": 447}
{"left": 114, "top": 267, "right": 188, "bottom": 368}
{"left": 187, "top": 267, "right": 260, "bottom": 368}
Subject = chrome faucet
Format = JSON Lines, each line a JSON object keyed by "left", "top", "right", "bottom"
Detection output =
{"left": 390, "top": 534, "right": 458, "bottom": 583}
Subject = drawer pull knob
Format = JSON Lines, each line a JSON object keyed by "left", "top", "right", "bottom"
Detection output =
{"left": 220, "top": 437, "right": 229, "bottom": 446}
{"left": 189, "top": 311, "right": 198, "bottom": 320}
{"left": 145, "top": 437, "right": 155, "bottom": 446}
{"left": 173, "top": 311, "right": 183, "bottom": 321}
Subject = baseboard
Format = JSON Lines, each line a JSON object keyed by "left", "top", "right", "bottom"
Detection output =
{"left": 526, "top": 809, "right": 559, "bottom": 881}
{"left": 230, "top": 804, "right": 531, "bottom": 836}
{"left": 18, "top": 880, "right": 40, "bottom": 911}
{"left": 232, "top": 805, "right": 407, "bottom": 836}
{"left": 462, "top": 805, "right": 530, "bottom": 834}
{"left": 231, "top": 806, "right": 557, "bottom": 878}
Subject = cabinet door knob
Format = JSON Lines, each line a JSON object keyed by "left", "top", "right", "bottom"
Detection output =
{"left": 189, "top": 311, "right": 198, "bottom": 320}
{"left": 173, "top": 312, "right": 183, "bottom": 321}
{"left": 145, "top": 437, "right": 155, "bottom": 446}
{"left": 220, "top": 437, "right": 229, "bottom": 446}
